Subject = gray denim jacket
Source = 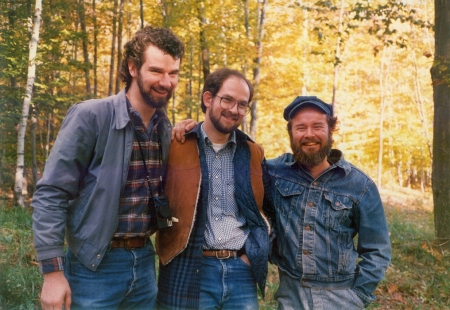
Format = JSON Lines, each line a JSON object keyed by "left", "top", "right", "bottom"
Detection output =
{"left": 32, "top": 89, "right": 171, "bottom": 271}
{"left": 266, "top": 150, "right": 391, "bottom": 306}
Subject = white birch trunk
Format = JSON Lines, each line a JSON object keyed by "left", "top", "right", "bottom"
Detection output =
{"left": 14, "top": 0, "right": 42, "bottom": 208}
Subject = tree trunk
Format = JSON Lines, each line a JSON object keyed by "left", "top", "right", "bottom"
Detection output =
{"left": 78, "top": 0, "right": 91, "bottom": 95}
{"left": 331, "top": 0, "right": 345, "bottom": 107}
{"left": 198, "top": 1, "right": 210, "bottom": 81}
{"left": 31, "top": 107, "right": 38, "bottom": 194}
{"left": 431, "top": 0, "right": 450, "bottom": 252}
{"left": 93, "top": 0, "right": 98, "bottom": 96}
{"left": 140, "top": 0, "right": 144, "bottom": 29}
{"left": 249, "top": 0, "right": 267, "bottom": 140}
{"left": 108, "top": 0, "right": 118, "bottom": 96}
{"left": 14, "top": 0, "right": 42, "bottom": 208}
{"left": 115, "top": 0, "right": 124, "bottom": 93}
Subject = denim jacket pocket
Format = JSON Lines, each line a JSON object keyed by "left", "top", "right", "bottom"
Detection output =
{"left": 274, "top": 180, "right": 305, "bottom": 216}
{"left": 323, "top": 193, "right": 354, "bottom": 230}
{"left": 323, "top": 192, "right": 357, "bottom": 274}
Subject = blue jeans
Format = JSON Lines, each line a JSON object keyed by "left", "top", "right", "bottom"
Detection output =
{"left": 275, "top": 269, "right": 365, "bottom": 310}
{"left": 64, "top": 243, "right": 157, "bottom": 309}
{"left": 199, "top": 256, "right": 258, "bottom": 310}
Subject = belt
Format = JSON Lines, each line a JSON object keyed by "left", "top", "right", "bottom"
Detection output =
{"left": 203, "top": 248, "right": 245, "bottom": 259}
{"left": 110, "top": 237, "right": 149, "bottom": 250}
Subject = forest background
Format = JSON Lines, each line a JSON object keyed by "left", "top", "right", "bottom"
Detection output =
{"left": 2, "top": 0, "right": 449, "bottom": 308}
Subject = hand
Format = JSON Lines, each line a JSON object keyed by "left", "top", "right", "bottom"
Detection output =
{"left": 40, "top": 271, "right": 71, "bottom": 310}
{"left": 171, "top": 119, "right": 197, "bottom": 143}
{"left": 240, "top": 254, "right": 251, "bottom": 266}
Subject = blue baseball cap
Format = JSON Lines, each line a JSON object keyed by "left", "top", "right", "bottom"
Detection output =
{"left": 283, "top": 96, "right": 333, "bottom": 121}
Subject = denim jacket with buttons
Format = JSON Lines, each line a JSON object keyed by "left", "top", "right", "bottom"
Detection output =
{"left": 266, "top": 150, "right": 391, "bottom": 306}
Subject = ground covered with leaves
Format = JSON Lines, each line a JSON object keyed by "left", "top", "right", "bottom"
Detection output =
{"left": 1, "top": 187, "right": 449, "bottom": 309}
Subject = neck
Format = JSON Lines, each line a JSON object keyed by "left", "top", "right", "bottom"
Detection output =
{"left": 304, "top": 158, "right": 330, "bottom": 179}
{"left": 126, "top": 85, "right": 156, "bottom": 129}
{"left": 203, "top": 120, "right": 231, "bottom": 144}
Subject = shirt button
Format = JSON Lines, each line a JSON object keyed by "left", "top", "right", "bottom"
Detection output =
{"left": 308, "top": 202, "right": 314, "bottom": 207}
{"left": 215, "top": 197, "right": 219, "bottom": 201}
{"left": 335, "top": 201, "right": 341, "bottom": 206}
{"left": 305, "top": 226, "right": 311, "bottom": 231}
{"left": 97, "top": 254, "right": 101, "bottom": 258}
{"left": 215, "top": 217, "right": 219, "bottom": 221}
{"left": 303, "top": 250, "right": 309, "bottom": 255}
{"left": 92, "top": 264, "right": 96, "bottom": 268}
{"left": 313, "top": 182, "right": 318, "bottom": 186}
{"left": 218, "top": 238, "right": 222, "bottom": 241}
{"left": 215, "top": 175, "right": 219, "bottom": 179}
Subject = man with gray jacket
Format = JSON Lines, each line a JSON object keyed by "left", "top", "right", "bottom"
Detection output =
{"left": 32, "top": 26, "right": 184, "bottom": 310}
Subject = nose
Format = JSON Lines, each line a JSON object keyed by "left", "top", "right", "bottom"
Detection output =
{"left": 159, "top": 73, "right": 171, "bottom": 89}
{"left": 228, "top": 102, "right": 239, "bottom": 114}
{"left": 304, "top": 127, "right": 314, "bottom": 137}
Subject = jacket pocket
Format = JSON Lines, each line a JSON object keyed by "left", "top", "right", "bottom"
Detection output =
{"left": 274, "top": 180, "right": 305, "bottom": 216}
{"left": 323, "top": 193, "right": 354, "bottom": 230}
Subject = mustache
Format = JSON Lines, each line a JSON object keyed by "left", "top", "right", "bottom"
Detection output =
{"left": 221, "top": 111, "right": 239, "bottom": 120}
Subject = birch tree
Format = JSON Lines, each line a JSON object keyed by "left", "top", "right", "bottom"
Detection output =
{"left": 14, "top": 0, "right": 42, "bottom": 208}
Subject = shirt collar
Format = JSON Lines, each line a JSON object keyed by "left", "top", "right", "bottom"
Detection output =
{"left": 199, "top": 123, "right": 236, "bottom": 148}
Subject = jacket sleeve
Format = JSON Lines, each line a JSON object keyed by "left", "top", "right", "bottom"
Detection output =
{"left": 32, "top": 103, "right": 98, "bottom": 262}
{"left": 352, "top": 180, "right": 392, "bottom": 306}
{"left": 262, "top": 158, "right": 277, "bottom": 264}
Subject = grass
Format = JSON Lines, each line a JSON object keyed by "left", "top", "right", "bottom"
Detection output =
{"left": 1, "top": 187, "right": 449, "bottom": 309}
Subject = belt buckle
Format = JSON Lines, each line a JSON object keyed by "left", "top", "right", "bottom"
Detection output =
{"left": 124, "top": 239, "right": 136, "bottom": 250}
{"left": 215, "top": 250, "right": 231, "bottom": 259}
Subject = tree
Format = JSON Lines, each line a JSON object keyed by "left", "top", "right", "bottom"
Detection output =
{"left": 431, "top": 0, "right": 450, "bottom": 252}
{"left": 14, "top": 0, "right": 42, "bottom": 208}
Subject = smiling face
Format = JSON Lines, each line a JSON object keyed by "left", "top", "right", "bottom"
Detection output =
{"left": 289, "top": 106, "right": 332, "bottom": 168}
{"left": 129, "top": 45, "right": 181, "bottom": 109}
{"left": 203, "top": 76, "right": 250, "bottom": 142}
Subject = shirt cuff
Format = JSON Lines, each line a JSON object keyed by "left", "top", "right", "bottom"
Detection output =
{"left": 38, "top": 257, "right": 65, "bottom": 274}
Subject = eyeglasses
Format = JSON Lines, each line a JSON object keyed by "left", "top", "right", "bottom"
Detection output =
{"left": 216, "top": 95, "right": 250, "bottom": 116}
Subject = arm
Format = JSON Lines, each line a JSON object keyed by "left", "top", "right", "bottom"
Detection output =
{"left": 171, "top": 119, "right": 197, "bottom": 143}
{"left": 32, "top": 104, "right": 98, "bottom": 308}
{"left": 352, "top": 181, "right": 392, "bottom": 306}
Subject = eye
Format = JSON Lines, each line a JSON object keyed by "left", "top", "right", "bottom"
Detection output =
{"left": 237, "top": 101, "right": 249, "bottom": 109}
{"left": 221, "top": 97, "right": 234, "bottom": 104}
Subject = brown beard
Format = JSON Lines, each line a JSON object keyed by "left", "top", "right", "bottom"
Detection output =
{"left": 290, "top": 135, "right": 332, "bottom": 167}
{"left": 137, "top": 72, "right": 172, "bottom": 109}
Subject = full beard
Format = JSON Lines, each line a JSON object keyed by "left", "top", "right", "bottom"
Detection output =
{"left": 137, "top": 74, "right": 172, "bottom": 109}
{"left": 209, "top": 110, "right": 240, "bottom": 134}
{"left": 291, "top": 135, "right": 332, "bottom": 167}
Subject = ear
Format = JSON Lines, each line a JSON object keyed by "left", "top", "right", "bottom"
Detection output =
{"left": 203, "top": 91, "right": 213, "bottom": 109}
{"left": 128, "top": 61, "right": 138, "bottom": 78}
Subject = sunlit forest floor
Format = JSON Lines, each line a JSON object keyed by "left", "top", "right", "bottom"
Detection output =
{"left": 1, "top": 186, "right": 449, "bottom": 309}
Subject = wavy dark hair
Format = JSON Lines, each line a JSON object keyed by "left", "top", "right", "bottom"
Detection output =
{"left": 201, "top": 68, "right": 254, "bottom": 113}
{"left": 119, "top": 26, "right": 185, "bottom": 90}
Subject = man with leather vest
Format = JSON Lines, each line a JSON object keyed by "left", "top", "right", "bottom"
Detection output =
{"left": 156, "top": 68, "right": 271, "bottom": 309}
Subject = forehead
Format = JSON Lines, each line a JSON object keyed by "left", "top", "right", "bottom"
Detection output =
{"left": 290, "top": 106, "right": 328, "bottom": 124}
{"left": 219, "top": 76, "right": 250, "bottom": 100}
{"left": 142, "top": 45, "right": 180, "bottom": 68}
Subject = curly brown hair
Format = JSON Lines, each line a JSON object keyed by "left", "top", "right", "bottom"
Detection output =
{"left": 119, "top": 26, "right": 185, "bottom": 89}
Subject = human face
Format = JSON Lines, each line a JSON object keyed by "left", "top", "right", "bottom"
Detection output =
{"left": 131, "top": 45, "right": 180, "bottom": 109}
{"left": 289, "top": 107, "right": 332, "bottom": 167}
{"left": 204, "top": 76, "right": 250, "bottom": 135}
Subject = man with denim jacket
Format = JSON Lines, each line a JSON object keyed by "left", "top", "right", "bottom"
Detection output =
{"left": 265, "top": 96, "right": 391, "bottom": 309}
{"left": 32, "top": 26, "right": 184, "bottom": 310}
